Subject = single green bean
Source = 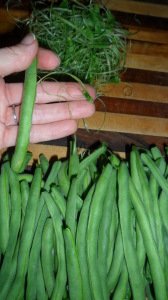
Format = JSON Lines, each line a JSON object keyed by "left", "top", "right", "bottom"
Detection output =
{"left": 51, "top": 185, "right": 66, "bottom": 218}
{"left": 87, "top": 163, "right": 112, "bottom": 300}
{"left": 44, "top": 160, "right": 61, "bottom": 191}
{"left": 79, "top": 143, "right": 107, "bottom": 173}
{"left": 65, "top": 177, "right": 78, "bottom": 237}
{"left": 106, "top": 200, "right": 118, "bottom": 273}
{"left": 98, "top": 168, "right": 117, "bottom": 300}
{"left": 0, "top": 167, "right": 21, "bottom": 287}
{"left": 26, "top": 204, "right": 49, "bottom": 300}
{"left": 136, "top": 150, "right": 157, "bottom": 242}
{"left": 11, "top": 57, "right": 37, "bottom": 173}
{"left": 41, "top": 217, "right": 55, "bottom": 298}
{"left": 68, "top": 136, "right": 79, "bottom": 178}
{"left": 107, "top": 226, "right": 124, "bottom": 294}
{"left": 57, "top": 160, "right": 70, "bottom": 197}
{"left": 0, "top": 162, "right": 10, "bottom": 254}
{"left": 44, "top": 191, "right": 66, "bottom": 300}
{"left": 39, "top": 153, "right": 49, "bottom": 175}
{"left": 64, "top": 227, "right": 83, "bottom": 300}
{"left": 112, "top": 259, "right": 129, "bottom": 300}
{"left": 118, "top": 162, "right": 145, "bottom": 300}
{"left": 76, "top": 184, "right": 95, "bottom": 300}
{"left": 36, "top": 258, "right": 48, "bottom": 300}
{"left": 20, "top": 179, "right": 29, "bottom": 217}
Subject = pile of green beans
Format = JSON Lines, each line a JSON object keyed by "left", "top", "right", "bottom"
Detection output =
{"left": 0, "top": 141, "right": 168, "bottom": 300}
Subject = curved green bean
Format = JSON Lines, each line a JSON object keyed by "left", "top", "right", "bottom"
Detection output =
{"left": 44, "top": 191, "right": 66, "bottom": 300}
{"left": 87, "top": 163, "right": 112, "bottom": 300}
{"left": 0, "top": 162, "right": 10, "bottom": 254}
{"left": 64, "top": 227, "right": 83, "bottom": 300}
{"left": 41, "top": 217, "right": 55, "bottom": 298}
{"left": 118, "top": 162, "right": 145, "bottom": 300}
{"left": 11, "top": 57, "right": 37, "bottom": 173}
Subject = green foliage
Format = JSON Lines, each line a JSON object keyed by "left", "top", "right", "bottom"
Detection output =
{"left": 28, "top": 0, "right": 128, "bottom": 85}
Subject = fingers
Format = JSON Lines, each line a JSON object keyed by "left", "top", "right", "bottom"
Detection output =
{"left": 37, "top": 47, "right": 60, "bottom": 70}
{"left": 0, "top": 34, "right": 38, "bottom": 77}
{"left": 6, "top": 100, "right": 95, "bottom": 126}
{"left": 6, "top": 82, "right": 96, "bottom": 106}
{"left": 3, "top": 120, "right": 77, "bottom": 148}
{"left": 0, "top": 34, "right": 60, "bottom": 78}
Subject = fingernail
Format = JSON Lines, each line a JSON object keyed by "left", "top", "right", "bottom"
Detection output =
{"left": 21, "top": 33, "right": 36, "bottom": 45}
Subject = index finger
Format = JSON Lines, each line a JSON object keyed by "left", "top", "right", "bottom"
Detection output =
{"left": 6, "top": 82, "right": 96, "bottom": 106}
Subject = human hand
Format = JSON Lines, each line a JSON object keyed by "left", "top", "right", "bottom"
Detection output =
{"left": 0, "top": 33, "right": 95, "bottom": 149}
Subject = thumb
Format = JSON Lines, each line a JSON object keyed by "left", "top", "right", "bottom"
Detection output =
{"left": 0, "top": 33, "right": 38, "bottom": 78}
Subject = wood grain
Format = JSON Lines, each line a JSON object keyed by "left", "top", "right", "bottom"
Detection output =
{"left": 125, "top": 53, "right": 168, "bottom": 72}
{"left": 100, "top": 0, "right": 168, "bottom": 18}
{"left": 127, "top": 26, "right": 168, "bottom": 44}
{"left": 95, "top": 97, "right": 168, "bottom": 118}
{"left": 98, "top": 82, "right": 168, "bottom": 103}
{"left": 78, "top": 112, "right": 168, "bottom": 137}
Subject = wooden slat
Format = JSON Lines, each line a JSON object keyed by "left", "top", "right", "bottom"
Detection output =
{"left": 78, "top": 112, "right": 168, "bottom": 137}
{"left": 100, "top": 0, "right": 168, "bottom": 18}
{"left": 95, "top": 97, "right": 168, "bottom": 118}
{"left": 125, "top": 53, "right": 168, "bottom": 72}
{"left": 127, "top": 41, "right": 168, "bottom": 57}
{"left": 127, "top": 25, "right": 168, "bottom": 44}
{"left": 98, "top": 82, "right": 168, "bottom": 103}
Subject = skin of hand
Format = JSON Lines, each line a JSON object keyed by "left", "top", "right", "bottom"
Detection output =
{"left": 0, "top": 33, "right": 96, "bottom": 149}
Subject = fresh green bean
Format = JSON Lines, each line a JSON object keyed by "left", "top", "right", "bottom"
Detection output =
{"left": 118, "top": 162, "right": 145, "bottom": 300}
{"left": 0, "top": 162, "right": 10, "bottom": 254}
{"left": 130, "top": 148, "right": 146, "bottom": 273}
{"left": 106, "top": 199, "right": 118, "bottom": 273}
{"left": 26, "top": 204, "right": 49, "bottom": 300}
{"left": 150, "top": 172, "right": 165, "bottom": 269}
{"left": 159, "top": 189, "right": 168, "bottom": 233}
{"left": 19, "top": 151, "right": 32, "bottom": 173}
{"left": 57, "top": 160, "right": 70, "bottom": 197}
{"left": 107, "top": 226, "right": 124, "bottom": 294}
{"left": 68, "top": 136, "right": 79, "bottom": 178}
{"left": 65, "top": 177, "right": 78, "bottom": 237}
{"left": 141, "top": 153, "right": 168, "bottom": 195}
{"left": 36, "top": 258, "right": 48, "bottom": 300}
{"left": 64, "top": 227, "right": 83, "bottom": 300}
{"left": 76, "top": 184, "right": 95, "bottom": 300}
{"left": 112, "top": 259, "right": 129, "bottom": 300}
{"left": 129, "top": 176, "right": 168, "bottom": 300}
{"left": 0, "top": 240, "right": 19, "bottom": 300}
{"left": 98, "top": 168, "right": 117, "bottom": 300}
{"left": 51, "top": 185, "right": 66, "bottom": 218}
{"left": 44, "top": 160, "right": 61, "bottom": 191}
{"left": 135, "top": 150, "right": 157, "bottom": 242}
{"left": 41, "top": 217, "right": 55, "bottom": 298}
{"left": 11, "top": 57, "right": 37, "bottom": 173}
{"left": 44, "top": 191, "right": 66, "bottom": 300}
{"left": 0, "top": 167, "right": 21, "bottom": 287}
{"left": 87, "top": 163, "right": 112, "bottom": 300}
{"left": 20, "top": 179, "right": 29, "bottom": 217}
{"left": 39, "top": 153, "right": 49, "bottom": 175}
{"left": 79, "top": 143, "right": 107, "bottom": 172}
{"left": 7, "top": 166, "right": 42, "bottom": 300}
{"left": 18, "top": 173, "right": 33, "bottom": 183}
